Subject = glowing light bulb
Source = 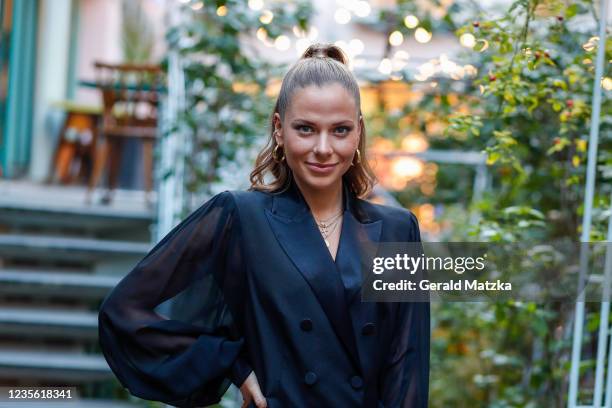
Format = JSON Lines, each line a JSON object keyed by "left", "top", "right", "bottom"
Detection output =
{"left": 248, "top": 0, "right": 264, "bottom": 11}
{"left": 378, "top": 58, "right": 393, "bottom": 75}
{"left": 354, "top": 1, "right": 371, "bottom": 17}
{"left": 404, "top": 15, "right": 419, "bottom": 29}
{"left": 415, "top": 28, "right": 432, "bottom": 43}
{"left": 256, "top": 28, "right": 268, "bottom": 42}
{"left": 274, "top": 35, "right": 290, "bottom": 51}
{"left": 401, "top": 134, "right": 429, "bottom": 153}
{"left": 259, "top": 10, "right": 273, "bottom": 24}
{"left": 349, "top": 39, "right": 364, "bottom": 55}
{"left": 334, "top": 8, "right": 351, "bottom": 24}
{"left": 216, "top": 6, "right": 227, "bottom": 16}
{"left": 460, "top": 33, "right": 475, "bottom": 48}
{"left": 389, "top": 31, "right": 404, "bottom": 46}
{"left": 394, "top": 50, "right": 410, "bottom": 60}
{"left": 392, "top": 157, "right": 424, "bottom": 179}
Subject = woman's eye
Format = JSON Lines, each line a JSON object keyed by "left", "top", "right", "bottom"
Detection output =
{"left": 336, "top": 126, "right": 351, "bottom": 135}
{"left": 297, "top": 125, "right": 313, "bottom": 133}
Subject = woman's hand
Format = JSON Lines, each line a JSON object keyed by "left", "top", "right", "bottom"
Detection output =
{"left": 239, "top": 371, "right": 267, "bottom": 408}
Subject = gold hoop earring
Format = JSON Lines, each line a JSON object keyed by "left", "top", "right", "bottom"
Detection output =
{"left": 272, "top": 144, "right": 285, "bottom": 163}
{"left": 351, "top": 149, "right": 361, "bottom": 166}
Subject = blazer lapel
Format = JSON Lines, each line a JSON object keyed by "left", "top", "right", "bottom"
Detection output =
{"left": 335, "top": 208, "right": 382, "bottom": 307}
{"left": 264, "top": 179, "right": 365, "bottom": 373}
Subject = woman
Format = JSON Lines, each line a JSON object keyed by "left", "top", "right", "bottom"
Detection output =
{"left": 98, "top": 43, "right": 430, "bottom": 408}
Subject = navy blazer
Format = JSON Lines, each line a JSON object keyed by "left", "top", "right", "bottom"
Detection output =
{"left": 98, "top": 177, "right": 430, "bottom": 407}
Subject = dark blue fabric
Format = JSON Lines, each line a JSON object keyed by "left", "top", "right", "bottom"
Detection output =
{"left": 98, "top": 176, "right": 430, "bottom": 407}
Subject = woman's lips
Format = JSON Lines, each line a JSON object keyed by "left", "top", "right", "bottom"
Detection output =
{"left": 305, "top": 162, "right": 338, "bottom": 175}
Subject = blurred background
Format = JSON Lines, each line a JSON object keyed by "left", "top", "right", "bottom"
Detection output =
{"left": 0, "top": 0, "right": 610, "bottom": 406}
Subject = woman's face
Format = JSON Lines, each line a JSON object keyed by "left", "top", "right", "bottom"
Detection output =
{"left": 273, "top": 83, "right": 362, "bottom": 194}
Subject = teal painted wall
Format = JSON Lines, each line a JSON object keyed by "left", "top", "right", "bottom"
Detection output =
{"left": 2, "top": 0, "right": 38, "bottom": 178}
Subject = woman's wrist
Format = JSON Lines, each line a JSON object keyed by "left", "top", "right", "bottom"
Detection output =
{"left": 229, "top": 354, "right": 253, "bottom": 388}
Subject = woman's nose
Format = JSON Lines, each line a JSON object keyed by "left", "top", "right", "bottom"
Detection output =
{"left": 313, "top": 133, "right": 333, "bottom": 156}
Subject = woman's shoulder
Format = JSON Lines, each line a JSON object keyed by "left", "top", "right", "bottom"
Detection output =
{"left": 357, "top": 197, "right": 420, "bottom": 231}
{"left": 204, "top": 189, "right": 270, "bottom": 218}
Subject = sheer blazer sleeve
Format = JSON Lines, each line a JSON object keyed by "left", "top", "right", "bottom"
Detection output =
{"left": 379, "top": 212, "right": 430, "bottom": 408}
{"left": 98, "top": 191, "right": 252, "bottom": 407}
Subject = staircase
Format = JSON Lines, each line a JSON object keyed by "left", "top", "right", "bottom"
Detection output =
{"left": 0, "top": 181, "right": 154, "bottom": 406}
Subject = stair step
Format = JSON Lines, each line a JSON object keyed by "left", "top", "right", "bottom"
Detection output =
{"left": 0, "top": 269, "right": 119, "bottom": 299}
{"left": 0, "top": 307, "right": 98, "bottom": 339}
{"left": 0, "top": 349, "right": 111, "bottom": 382}
{"left": 0, "top": 234, "right": 151, "bottom": 261}
{"left": 0, "top": 202, "right": 153, "bottom": 233}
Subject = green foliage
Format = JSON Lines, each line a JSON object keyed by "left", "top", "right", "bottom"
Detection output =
{"left": 368, "top": 0, "right": 611, "bottom": 406}
{"left": 167, "top": 0, "right": 313, "bottom": 196}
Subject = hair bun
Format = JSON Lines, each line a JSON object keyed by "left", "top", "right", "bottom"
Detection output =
{"left": 301, "top": 43, "right": 348, "bottom": 65}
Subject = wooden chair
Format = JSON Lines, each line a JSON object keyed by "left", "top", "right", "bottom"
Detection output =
{"left": 87, "top": 62, "right": 165, "bottom": 205}
{"left": 47, "top": 102, "right": 102, "bottom": 185}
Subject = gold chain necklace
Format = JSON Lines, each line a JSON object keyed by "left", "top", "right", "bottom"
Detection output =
{"left": 315, "top": 210, "right": 343, "bottom": 247}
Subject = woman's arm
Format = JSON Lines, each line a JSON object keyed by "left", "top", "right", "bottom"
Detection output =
{"left": 380, "top": 301, "right": 430, "bottom": 407}
{"left": 98, "top": 191, "right": 252, "bottom": 407}
{"left": 379, "top": 212, "right": 430, "bottom": 407}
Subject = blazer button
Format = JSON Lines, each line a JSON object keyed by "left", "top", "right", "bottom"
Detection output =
{"left": 350, "top": 375, "right": 363, "bottom": 390}
{"left": 362, "top": 322, "right": 376, "bottom": 335}
{"left": 304, "top": 371, "right": 318, "bottom": 386}
{"left": 300, "top": 318, "right": 313, "bottom": 331}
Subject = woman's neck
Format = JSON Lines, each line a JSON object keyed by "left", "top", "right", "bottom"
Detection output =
{"left": 294, "top": 178, "right": 344, "bottom": 221}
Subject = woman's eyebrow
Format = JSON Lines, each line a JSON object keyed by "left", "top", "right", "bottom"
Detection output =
{"left": 291, "top": 119, "right": 355, "bottom": 126}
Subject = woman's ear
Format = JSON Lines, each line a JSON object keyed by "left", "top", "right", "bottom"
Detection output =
{"left": 273, "top": 112, "right": 283, "bottom": 145}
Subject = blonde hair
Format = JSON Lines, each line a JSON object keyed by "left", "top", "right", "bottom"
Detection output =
{"left": 249, "top": 43, "right": 376, "bottom": 198}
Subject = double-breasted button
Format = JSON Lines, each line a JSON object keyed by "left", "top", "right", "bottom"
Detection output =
{"left": 304, "top": 371, "right": 318, "bottom": 386}
{"left": 300, "top": 318, "right": 313, "bottom": 332}
{"left": 350, "top": 375, "right": 363, "bottom": 390}
{"left": 362, "top": 322, "right": 376, "bottom": 336}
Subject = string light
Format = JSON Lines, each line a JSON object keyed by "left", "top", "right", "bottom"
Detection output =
{"left": 190, "top": 1, "right": 203, "bottom": 10}
{"left": 404, "top": 15, "right": 419, "bottom": 29}
{"left": 602, "top": 77, "right": 612, "bottom": 91}
{"left": 459, "top": 33, "right": 475, "bottom": 48}
{"left": 394, "top": 50, "right": 410, "bottom": 60}
{"left": 401, "top": 134, "right": 429, "bottom": 153}
{"left": 392, "top": 157, "right": 424, "bottom": 180}
{"left": 392, "top": 51, "right": 409, "bottom": 70}
{"left": 389, "top": 31, "right": 404, "bottom": 46}
{"left": 260, "top": 10, "right": 274, "bottom": 24}
{"left": 216, "top": 6, "right": 227, "bottom": 16}
{"left": 256, "top": 28, "right": 268, "bottom": 42}
{"left": 378, "top": 58, "right": 393, "bottom": 75}
{"left": 354, "top": 1, "right": 371, "bottom": 17}
{"left": 415, "top": 27, "right": 432, "bottom": 43}
{"left": 248, "top": 0, "right": 264, "bottom": 11}
{"left": 334, "top": 8, "right": 351, "bottom": 24}
{"left": 257, "top": 28, "right": 274, "bottom": 47}
{"left": 274, "top": 35, "right": 291, "bottom": 51}
{"left": 293, "top": 26, "right": 306, "bottom": 38}
{"left": 349, "top": 39, "right": 364, "bottom": 55}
